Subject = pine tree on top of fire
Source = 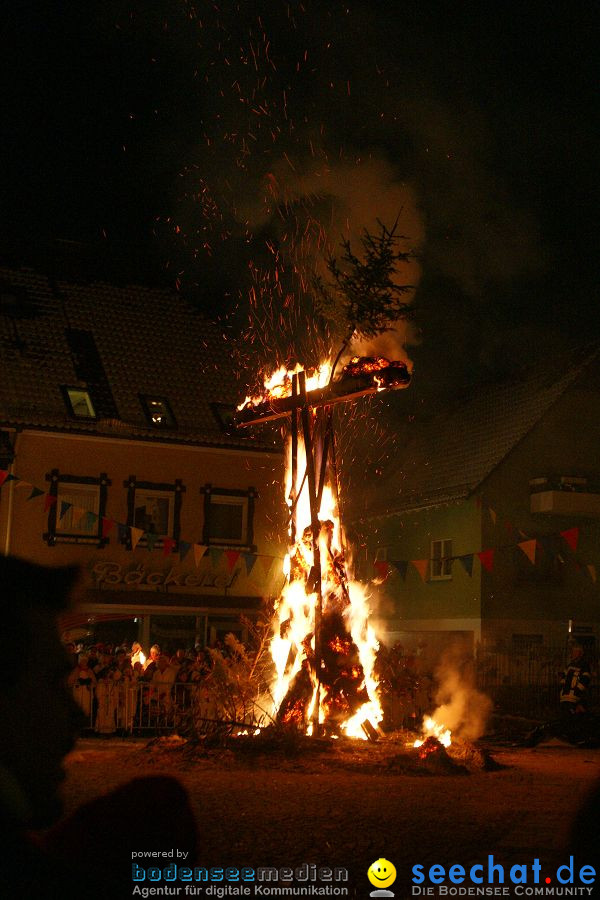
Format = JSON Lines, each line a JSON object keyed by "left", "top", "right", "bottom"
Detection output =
{"left": 313, "top": 218, "right": 416, "bottom": 349}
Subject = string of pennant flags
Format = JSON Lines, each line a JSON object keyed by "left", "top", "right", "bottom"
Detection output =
{"left": 373, "top": 517, "right": 597, "bottom": 585}
{"left": 1, "top": 469, "right": 596, "bottom": 586}
{"left": 0, "top": 470, "right": 282, "bottom": 579}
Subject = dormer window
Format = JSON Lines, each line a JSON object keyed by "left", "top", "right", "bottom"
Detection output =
{"left": 140, "top": 395, "right": 176, "bottom": 428}
{"left": 62, "top": 386, "right": 96, "bottom": 419}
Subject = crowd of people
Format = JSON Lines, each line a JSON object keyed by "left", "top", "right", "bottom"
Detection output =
{"left": 64, "top": 639, "right": 214, "bottom": 733}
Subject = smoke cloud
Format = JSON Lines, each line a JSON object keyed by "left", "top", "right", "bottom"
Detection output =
{"left": 427, "top": 649, "right": 492, "bottom": 742}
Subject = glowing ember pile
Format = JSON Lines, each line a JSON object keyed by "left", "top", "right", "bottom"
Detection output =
{"left": 414, "top": 715, "right": 452, "bottom": 749}
{"left": 253, "top": 363, "right": 383, "bottom": 740}
{"left": 342, "top": 356, "right": 412, "bottom": 390}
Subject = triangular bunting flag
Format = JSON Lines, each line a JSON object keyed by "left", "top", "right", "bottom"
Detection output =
{"left": 44, "top": 494, "right": 57, "bottom": 512}
{"left": 130, "top": 527, "right": 144, "bottom": 551}
{"left": 209, "top": 548, "right": 223, "bottom": 568}
{"left": 374, "top": 560, "right": 391, "bottom": 581}
{"left": 458, "top": 554, "right": 474, "bottom": 577}
{"left": 146, "top": 532, "right": 158, "bottom": 551}
{"left": 179, "top": 541, "right": 192, "bottom": 563}
{"left": 83, "top": 511, "right": 98, "bottom": 531}
{"left": 259, "top": 556, "right": 274, "bottom": 579}
{"left": 411, "top": 559, "right": 428, "bottom": 582}
{"left": 225, "top": 550, "right": 241, "bottom": 572}
{"left": 4, "top": 473, "right": 18, "bottom": 484}
{"left": 101, "top": 517, "right": 115, "bottom": 539}
{"left": 586, "top": 564, "right": 597, "bottom": 583}
{"left": 488, "top": 508, "right": 497, "bottom": 525}
{"left": 560, "top": 527, "right": 579, "bottom": 552}
{"left": 27, "top": 486, "right": 45, "bottom": 501}
{"left": 193, "top": 544, "right": 207, "bottom": 567}
{"left": 162, "top": 537, "right": 176, "bottom": 557}
{"left": 59, "top": 501, "right": 72, "bottom": 520}
{"left": 478, "top": 549, "right": 495, "bottom": 572}
{"left": 390, "top": 560, "right": 408, "bottom": 580}
{"left": 243, "top": 553, "right": 258, "bottom": 577}
{"left": 518, "top": 539, "right": 537, "bottom": 565}
{"left": 14, "top": 480, "right": 32, "bottom": 490}
{"left": 0, "top": 471, "right": 9, "bottom": 488}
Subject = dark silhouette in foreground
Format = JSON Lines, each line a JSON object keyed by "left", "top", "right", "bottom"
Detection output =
{"left": 0, "top": 555, "right": 197, "bottom": 899}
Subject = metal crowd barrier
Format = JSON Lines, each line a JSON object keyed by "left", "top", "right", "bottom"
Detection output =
{"left": 71, "top": 680, "right": 267, "bottom": 734}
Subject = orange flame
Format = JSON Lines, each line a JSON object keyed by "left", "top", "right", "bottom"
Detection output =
{"left": 413, "top": 715, "right": 452, "bottom": 748}
{"left": 237, "top": 361, "right": 332, "bottom": 411}
{"left": 263, "top": 366, "right": 382, "bottom": 739}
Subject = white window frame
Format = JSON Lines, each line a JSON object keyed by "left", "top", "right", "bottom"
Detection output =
{"left": 430, "top": 538, "right": 453, "bottom": 580}
{"left": 65, "top": 387, "right": 96, "bottom": 418}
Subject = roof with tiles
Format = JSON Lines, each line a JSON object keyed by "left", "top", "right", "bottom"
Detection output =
{"left": 353, "top": 344, "right": 600, "bottom": 520}
{"left": 0, "top": 265, "right": 278, "bottom": 452}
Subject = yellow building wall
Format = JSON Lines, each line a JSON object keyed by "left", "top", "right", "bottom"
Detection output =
{"left": 0, "top": 430, "right": 286, "bottom": 613}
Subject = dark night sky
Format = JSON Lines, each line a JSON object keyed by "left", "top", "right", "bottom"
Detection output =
{"left": 2, "top": 2, "right": 599, "bottom": 399}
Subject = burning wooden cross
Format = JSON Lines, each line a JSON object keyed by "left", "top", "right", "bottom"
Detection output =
{"left": 234, "top": 357, "right": 411, "bottom": 736}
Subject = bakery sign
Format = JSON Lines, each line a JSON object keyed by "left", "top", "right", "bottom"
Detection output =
{"left": 90, "top": 560, "right": 240, "bottom": 591}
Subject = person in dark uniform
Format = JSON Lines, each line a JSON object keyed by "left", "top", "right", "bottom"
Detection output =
{"left": 560, "top": 642, "right": 592, "bottom": 715}
{"left": 559, "top": 642, "right": 592, "bottom": 743}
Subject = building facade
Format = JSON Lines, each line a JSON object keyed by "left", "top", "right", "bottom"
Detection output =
{"left": 350, "top": 348, "right": 600, "bottom": 676}
{"left": 0, "top": 265, "right": 285, "bottom": 650}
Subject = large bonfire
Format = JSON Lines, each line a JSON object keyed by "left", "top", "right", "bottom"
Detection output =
{"left": 240, "top": 361, "right": 398, "bottom": 740}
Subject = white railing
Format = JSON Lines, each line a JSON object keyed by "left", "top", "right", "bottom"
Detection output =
{"left": 71, "top": 680, "right": 268, "bottom": 734}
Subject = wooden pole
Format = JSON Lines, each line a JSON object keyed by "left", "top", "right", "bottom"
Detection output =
{"left": 290, "top": 374, "right": 298, "bottom": 546}
{"left": 298, "top": 371, "right": 323, "bottom": 735}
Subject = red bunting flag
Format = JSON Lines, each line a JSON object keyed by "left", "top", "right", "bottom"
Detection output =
{"left": 44, "top": 494, "right": 57, "bottom": 512}
{"left": 560, "top": 527, "right": 579, "bottom": 552}
{"left": 518, "top": 539, "right": 537, "bottom": 565}
{"left": 373, "top": 561, "right": 391, "bottom": 581}
{"left": 101, "top": 517, "right": 115, "bottom": 538}
{"left": 162, "top": 537, "right": 176, "bottom": 556}
{"left": 411, "top": 559, "right": 428, "bottom": 582}
{"left": 478, "top": 549, "right": 495, "bottom": 572}
{"left": 225, "top": 550, "right": 241, "bottom": 572}
{"left": 0, "top": 470, "right": 8, "bottom": 488}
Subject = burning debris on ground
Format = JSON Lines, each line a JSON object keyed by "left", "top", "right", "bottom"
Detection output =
{"left": 139, "top": 729, "right": 500, "bottom": 778}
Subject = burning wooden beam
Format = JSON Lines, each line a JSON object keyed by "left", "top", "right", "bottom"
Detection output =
{"left": 234, "top": 358, "right": 411, "bottom": 428}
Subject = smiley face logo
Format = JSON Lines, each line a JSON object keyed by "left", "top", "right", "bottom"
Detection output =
{"left": 368, "top": 858, "right": 397, "bottom": 889}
